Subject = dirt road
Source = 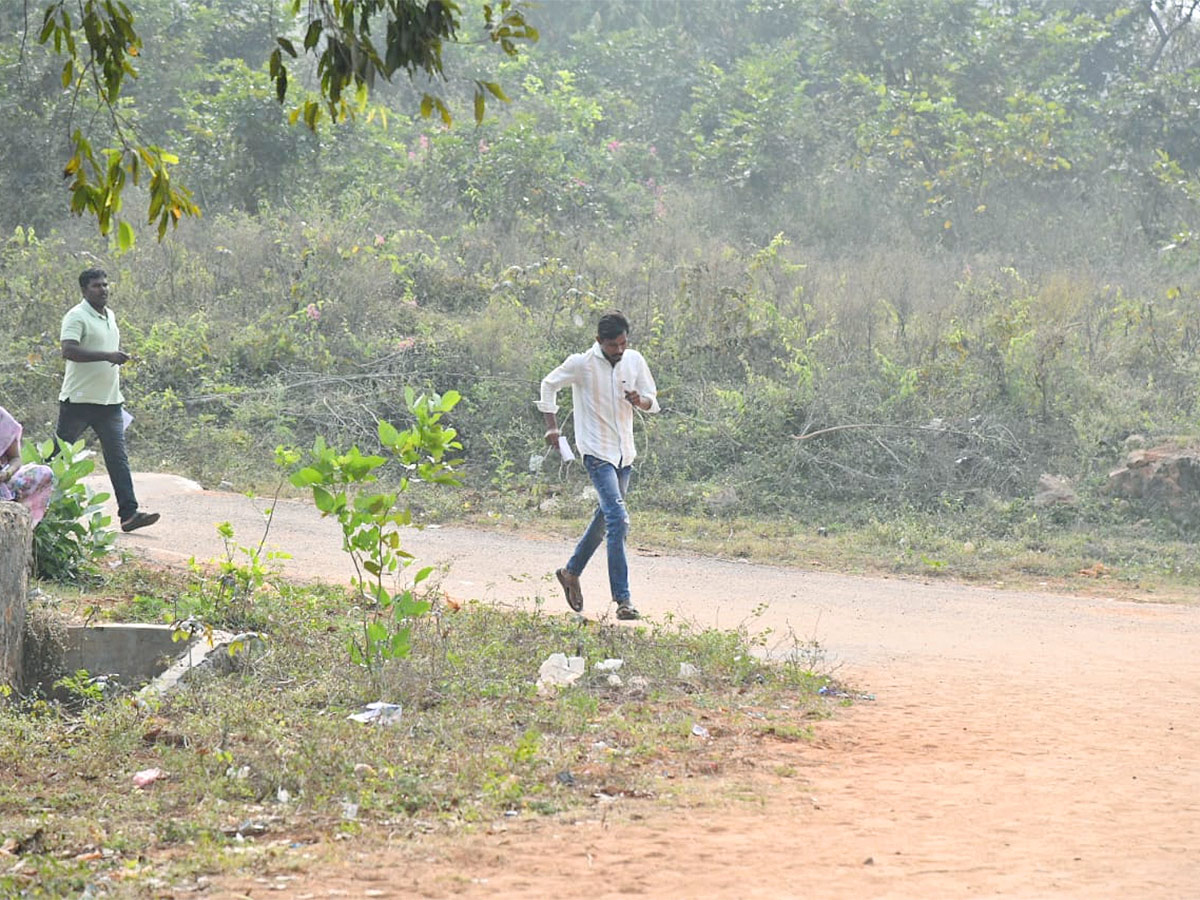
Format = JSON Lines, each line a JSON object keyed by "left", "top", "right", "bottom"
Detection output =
{"left": 96, "top": 474, "right": 1200, "bottom": 898}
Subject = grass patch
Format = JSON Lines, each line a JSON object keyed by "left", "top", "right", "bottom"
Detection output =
{"left": 494, "top": 503, "right": 1200, "bottom": 603}
{"left": 1, "top": 563, "right": 834, "bottom": 896}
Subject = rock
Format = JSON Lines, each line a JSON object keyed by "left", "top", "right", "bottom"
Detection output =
{"left": 1105, "top": 442, "right": 1200, "bottom": 525}
{"left": 1034, "top": 474, "right": 1077, "bottom": 508}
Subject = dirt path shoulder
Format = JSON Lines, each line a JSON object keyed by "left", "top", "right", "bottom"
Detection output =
{"left": 95, "top": 475, "right": 1200, "bottom": 898}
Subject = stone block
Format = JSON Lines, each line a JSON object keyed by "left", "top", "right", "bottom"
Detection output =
{"left": 0, "top": 503, "right": 32, "bottom": 693}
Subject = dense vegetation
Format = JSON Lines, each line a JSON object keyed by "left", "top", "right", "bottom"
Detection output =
{"left": 4, "top": 1, "right": 1200, "bottom": 549}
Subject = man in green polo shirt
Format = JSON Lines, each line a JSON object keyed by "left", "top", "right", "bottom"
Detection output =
{"left": 56, "top": 267, "right": 160, "bottom": 533}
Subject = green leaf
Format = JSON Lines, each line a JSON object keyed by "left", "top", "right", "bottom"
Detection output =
{"left": 303, "top": 20, "right": 322, "bottom": 50}
{"left": 378, "top": 420, "right": 400, "bottom": 447}
{"left": 482, "top": 81, "right": 509, "bottom": 102}
{"left": 312, "top": 485, "right": 335, "bottom": 513}
{"left": 116, "top": 220, "right": 134, "bottom": 253}
{"left": 290, "top": 466, "right": 325, "bottom": 487}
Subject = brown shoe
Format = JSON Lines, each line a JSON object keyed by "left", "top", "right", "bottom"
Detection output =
{"left": 555, "top": 568, "right": 583, "bottom": 612}
{"left": 121, "top": 511, "right": 160, "bottom": 533}
{"left": 615, "top": 600, "right": 640, "bottom": 621}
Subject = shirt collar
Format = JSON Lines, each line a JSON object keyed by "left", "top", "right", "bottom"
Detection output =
{"left": 590, "top": 342, "right": 624, "bottom": 366}
{"left": 80, "top": 298, "right": 110, "bottom": 320}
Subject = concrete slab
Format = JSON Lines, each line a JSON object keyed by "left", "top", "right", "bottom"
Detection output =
{"left": 0, "top": 503, "right": 32, "bottom": 693}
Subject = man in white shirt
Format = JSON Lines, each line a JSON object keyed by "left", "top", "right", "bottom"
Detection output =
{"left": 56, "top": 268, "right": 159, "bottom": 533}
{"left": 536, "top": 312, "right": 660, "bottom": 620}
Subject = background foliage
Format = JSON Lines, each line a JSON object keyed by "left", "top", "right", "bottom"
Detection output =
{"left": 4, "top": 1, "right": 1200, "bottom": 544}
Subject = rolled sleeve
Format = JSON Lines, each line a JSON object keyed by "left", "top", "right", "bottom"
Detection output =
{"left": 635, "top": 358, "right": 660, "bottom": 413}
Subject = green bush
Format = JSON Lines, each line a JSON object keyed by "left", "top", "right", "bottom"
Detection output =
{"left": 22, "top": 438, "right": 117, "bottom": 583}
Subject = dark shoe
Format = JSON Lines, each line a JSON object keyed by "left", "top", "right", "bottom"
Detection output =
{"left": 556, "top": 568, "right": 584, "bottom": 612}
{"left": 615, "top": 600, "right": 640, "bottom": 621}
{"left": 121, "top": 511, "right": 160, "bottom": 533}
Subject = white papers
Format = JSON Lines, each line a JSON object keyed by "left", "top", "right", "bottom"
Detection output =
{"left": 121, "top": 409, "right": 133, "bottom": 433}
{"left": 557, "top": 434, "right": 575, "bottom": 461}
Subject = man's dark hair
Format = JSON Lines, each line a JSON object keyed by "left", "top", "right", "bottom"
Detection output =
{"left": 79, "top": 267, "right": 107, "bottom": 290}
{"left": 597, "top": 312, "right": 630, "bottom": 341}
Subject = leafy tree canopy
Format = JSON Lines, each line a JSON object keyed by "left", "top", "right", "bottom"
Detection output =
{"left": 28, "top": 0, "right": 536, "bottom": 247}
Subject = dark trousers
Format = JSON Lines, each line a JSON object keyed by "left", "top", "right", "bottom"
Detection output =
{"left": 56, "top": 401, "right": 139, "bottom": 521}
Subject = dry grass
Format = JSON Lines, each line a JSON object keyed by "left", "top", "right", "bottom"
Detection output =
{"left": 0, "top": 563, "right": 834, "bottom": 897}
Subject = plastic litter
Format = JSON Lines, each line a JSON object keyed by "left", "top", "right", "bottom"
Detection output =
{"left": 594, "top": 658, "right": 624, "bottom": 673}
{"left": 536, "top": 653, "right": 585, "bottom": 694}
{"left": 818, "top": 685, "right": 876, "bottom": 701}
{"left": 132, "top": 768, "right": 164, "bottom": 788}
{"left": 347, "top": 702, "right": 403, "bottom": 725}
{"left": 691, "top": 723, "right": 710, "bottom": 739}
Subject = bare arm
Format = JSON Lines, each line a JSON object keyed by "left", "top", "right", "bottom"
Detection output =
{"left": 0, "top": 437, "right": 18, "bottom": 482}
{"left": 61, "top": 339, "right": 129, "bottom": 365}
{"left": 542, "top": 411, "right": 561, "bottom": 447}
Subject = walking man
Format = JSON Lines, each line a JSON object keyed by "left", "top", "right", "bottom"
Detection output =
{"left": 537, "top": 312, "right": 659, "bottom": 620}
{"left": 57, "top": 267, "right": 159, "bottom": 533}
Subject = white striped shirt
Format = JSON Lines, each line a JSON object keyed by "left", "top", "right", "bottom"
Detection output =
{"left": 536, "top": 343, "right": 660, "bottom": 467}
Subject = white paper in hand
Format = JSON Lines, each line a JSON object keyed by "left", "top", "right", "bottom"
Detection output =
{"left": 557, "top": 435, "right": 575, "bottom": 461}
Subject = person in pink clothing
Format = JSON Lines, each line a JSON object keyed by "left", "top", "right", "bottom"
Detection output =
{"left": 0, "top": 406, "right": 54, "bottom": 526}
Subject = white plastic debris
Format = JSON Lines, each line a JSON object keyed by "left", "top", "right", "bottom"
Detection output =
{"left": 691, "top": 723, "right": 710, "bottom": 739}
{"left": 132, "top": 768, "right": 164, "bottom": 788}
{"left": 347, "top": 702, "right": 403, "bottom": 726}
{"left": 556, "top": 435, "right": 575, "bottom": 461}
{"left": 594, "top": 658, "right": 624, "bottom": 673}
{"left": 678, "top": 662, "right": 700, "bottom": 679}
{"left": 537, "top": 653, "right": 585, "bottom": 694}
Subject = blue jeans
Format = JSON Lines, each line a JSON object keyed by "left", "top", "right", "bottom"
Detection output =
{"left": 565, "top": 455, "right": 632, "bottom": 603}
{"left": 56, "top": 401, "right": 140, "bottom": 521}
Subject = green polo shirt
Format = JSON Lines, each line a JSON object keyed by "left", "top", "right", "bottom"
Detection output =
{"left": 59, "top": 299, "right": 124, "bottom": 405}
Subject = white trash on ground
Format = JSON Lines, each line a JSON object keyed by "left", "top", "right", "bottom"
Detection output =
{"left": 537, "top": 653, "right": 585, "bottom": 694}
{"left": 347, "top": 702, "right": 403, "bottom": 725}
